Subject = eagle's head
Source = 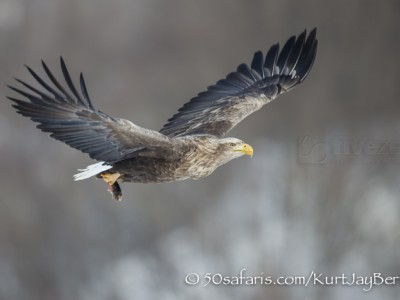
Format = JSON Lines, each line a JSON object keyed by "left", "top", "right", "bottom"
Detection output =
{"left": 186, "top": 136, "right": 254, "bottom": 179}
{"left": 217, "top": 137, "right": 253, "bottom": 163}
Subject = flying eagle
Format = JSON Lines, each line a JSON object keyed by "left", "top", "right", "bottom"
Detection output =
{"left": 7, "top": 29, "right": 318, "bottom": 200}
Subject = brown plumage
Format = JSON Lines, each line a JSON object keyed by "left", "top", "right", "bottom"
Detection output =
{"left": 7, "top": 29, "right": 318, "bottom": 200}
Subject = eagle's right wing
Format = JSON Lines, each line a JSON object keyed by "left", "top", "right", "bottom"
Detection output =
{"left": 8, "top": 58, "right": 177, "bottom": 163}
{"left": 160, "top": 29, "right": 317, "bottom": 138}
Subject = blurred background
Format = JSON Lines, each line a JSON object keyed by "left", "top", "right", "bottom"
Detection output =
{"left": 1, "top": 0, "right": 400, "bottom": 299}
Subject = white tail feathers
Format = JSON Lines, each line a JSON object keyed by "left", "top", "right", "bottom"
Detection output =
{"left": 73, "top": 162, "right": 113, "bottom": 181}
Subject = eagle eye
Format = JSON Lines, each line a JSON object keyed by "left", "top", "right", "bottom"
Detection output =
{"left": 229, "top": 143, "right": 235, "bottom": 147}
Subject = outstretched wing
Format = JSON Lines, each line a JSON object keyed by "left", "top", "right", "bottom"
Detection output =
{"left": 160, "top": 28, "right": 318, "bottom": 138}
{"left": 8, "top": 58, "right": 177, "bottom": 163}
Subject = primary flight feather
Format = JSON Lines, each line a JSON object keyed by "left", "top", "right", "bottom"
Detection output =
{"left": 7, "top": 29, "right": 318, "bottom": 200}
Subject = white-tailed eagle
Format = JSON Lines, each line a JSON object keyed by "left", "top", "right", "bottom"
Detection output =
{"left": 7, "top": 29, "right": 318, "bottom": 200}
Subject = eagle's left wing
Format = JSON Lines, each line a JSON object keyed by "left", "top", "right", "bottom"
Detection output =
{"left": 160, "top": 29, "right": 318, "bottom": 138}
{"left": 7, "top": 58, "right": 178, "bottom": 163}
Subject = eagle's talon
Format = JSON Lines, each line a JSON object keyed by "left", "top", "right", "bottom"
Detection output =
{"left": 100, "top": 172, "right": 121, "bottom": 185}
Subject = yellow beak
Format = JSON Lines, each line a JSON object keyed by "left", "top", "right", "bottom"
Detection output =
{"left": 235, "top": 143, "right": 253, "bottom": 157}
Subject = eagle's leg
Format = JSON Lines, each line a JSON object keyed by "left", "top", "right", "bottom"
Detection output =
{"left": 108, "top": 181, "right": 122, "bottom": 201}
{"left": 100, "top": 172, "right": 122, "bottom": 201}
